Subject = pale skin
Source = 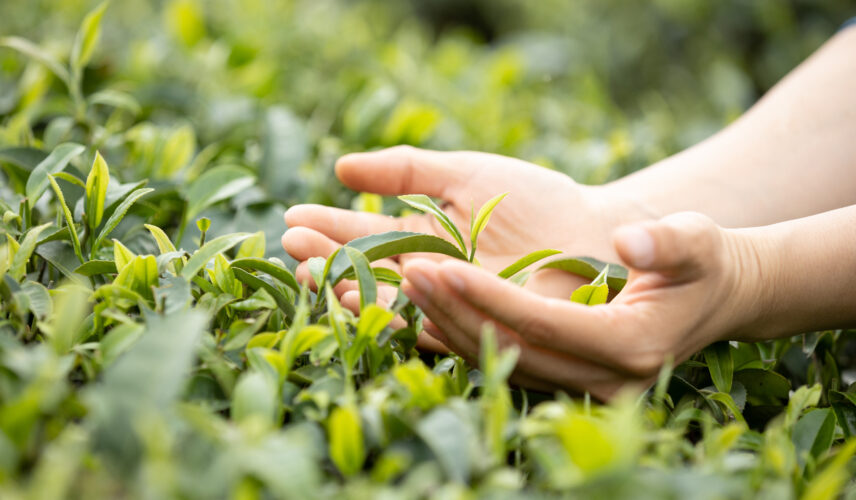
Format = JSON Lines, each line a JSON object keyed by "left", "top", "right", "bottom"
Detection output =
{"left": 282, "top": 27, "right": 856, "bottom": 399}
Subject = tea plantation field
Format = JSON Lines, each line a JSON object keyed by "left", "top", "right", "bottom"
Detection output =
{"left": 1, "top": 1, "right": 855, "bottom": 498}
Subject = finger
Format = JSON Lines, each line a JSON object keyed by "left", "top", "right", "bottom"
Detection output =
{"left": 282, "top": 226, "right": 338, "bottom": 261}
{"left": 284, "top": 204, "right": 404, "bottom": 244}
{"left": 427, "top": 259, "right": 632, "bottom": 372}
{"left": 403, "top": 282, "right": 565, "bottom": 393}
{"left": 612, "top": 212, "right": 719, "bottom": 279}
{"left": 335, "top": 146, "right": 465, "bottom": 199}
{"left": 402, "top": 260, "right": 625, "bottom": 398}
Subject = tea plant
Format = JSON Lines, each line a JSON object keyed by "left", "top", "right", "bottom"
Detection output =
{"left": 1, "top": 2, "right": 855, "bottom": 499}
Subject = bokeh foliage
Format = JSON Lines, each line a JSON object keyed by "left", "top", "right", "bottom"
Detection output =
{"left": 1, "top": 1, "right": 855, "bottom": 498}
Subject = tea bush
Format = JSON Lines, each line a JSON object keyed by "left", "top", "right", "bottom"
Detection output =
{"left": 1, "top": 1, "right": 855, "bottom": 498}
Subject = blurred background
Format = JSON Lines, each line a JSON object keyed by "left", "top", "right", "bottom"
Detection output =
{"left": 1, "top": 0, "right": 852, "bottom": 255}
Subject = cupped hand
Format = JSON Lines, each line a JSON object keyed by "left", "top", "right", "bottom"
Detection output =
{"left": 398, "top": 212, "right": 762, "bottom": 399}
{"left": 281, "top": 146, "right": 635, "bottom": 303}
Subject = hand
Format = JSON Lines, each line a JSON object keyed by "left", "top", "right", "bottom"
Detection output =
{"left": 398, "top": 212, "right": 762, "bottom": 399}
{"left": 282, "top": 146, "right": 641, "bottom": 300}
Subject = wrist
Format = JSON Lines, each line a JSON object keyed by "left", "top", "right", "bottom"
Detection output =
{"left": 721, "top": 225, "right": 787, "bottom": 342}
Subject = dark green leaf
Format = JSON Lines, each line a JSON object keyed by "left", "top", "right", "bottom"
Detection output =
{"left": 327, "top": 231, "right": 465, "bottom": 285}
{"left": 704, "top": 341, "right": 734, "bottom": 394}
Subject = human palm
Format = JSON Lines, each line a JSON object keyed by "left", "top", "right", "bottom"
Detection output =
{"left": 282, "top": 146, "right": 621, "bottom": 300}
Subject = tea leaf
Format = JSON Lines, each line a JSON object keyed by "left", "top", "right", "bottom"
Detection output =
{"left": 398, "top": 194, "right": 467, "bottom": 255}
{"left": 469, "top": 192, "right": 508, "bottom": 262}
{"left": 328, "top": 405, "right": 365, "bottom": 476}
{"left": 540, "top": 256, "right": 628, "bottom": 291}
{"left": 91, "top": 187, "right": 154, "bottom": 255}
{"left": 19, "top": 281, "right": 52, "bottom": 320}
{"left": 73, "top": 260, "right": 117, "bottom": 277}
{"left": 112, "top": 240, "right": 136, "bottom": 273}
{"left": 185, "top": 164, "right": 254, "bottom": 220}
{"left": 181, "top": 232, "right": 251, "bottom": 279}
{"left": 327, "top": 231, "right": 465, "bottom": 285}
{"left": 25, "top": 143, "right": 85, "bottom": 204}
{"left": 8, "top": 223, "right": 51, "bottom": 280}
{"left": 261, "top": 107, "right": 307, "bottom": 201}
{"left": 85, "top": 151, "right": 110, "bottom": 229}
{"left": 497, "top": 249, "right": 561, "bottom": 279}
{"left": 236, "top": 231, "right": 265, "bottom": 259}
{"left": 703, "top": 341, "right": 733, "bottom": 394}
{"left": 344, "top": 246, "right": 376, "bottom": 309}
{"left": 231, "top": 257, "right": 299, "bottom": 293}
{"left": 144, "top": 224, "right": 178, "bottom": 254}
{"left": 47, "top": 174, "right": 84, "bottom": 264}
{"left": 232, "top": 268, "right": 295, "bottom": 319}
{"left": 0, "top": 36, "right": 71, "bottom": 86}
{"left": 70, "top": 1, "right": 109, "bottom": 72}
{"left": 231, "top": 371, "right": 277, "bottom": 425}
{"left": 793, "top": 408, "right": 835, "bottom": 462}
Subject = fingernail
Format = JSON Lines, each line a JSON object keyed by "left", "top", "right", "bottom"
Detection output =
{"left": 616, "top": 225, "right": 655, "bottom": 267}
{"left": 406, "top": 268, "right": 434, "bottom": 294}
{"left": 439, "top": 267, "right": 465, "bottom": 293}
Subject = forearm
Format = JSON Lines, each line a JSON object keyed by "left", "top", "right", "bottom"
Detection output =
{"left": 734, "top": 204, "right": 856, "bottom": 341}
{"left": 603, "top": 27, "right": 856, "bottom": 228}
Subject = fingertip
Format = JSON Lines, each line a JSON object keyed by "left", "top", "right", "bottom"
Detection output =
{"left": 401, "top": 257, "right": 439, "bottom": 277}
{"left": 613, "top": 224, "right": 655, "bottom": 269}
{"left": 341, "top": 290, "right": 360, "bottom": 313}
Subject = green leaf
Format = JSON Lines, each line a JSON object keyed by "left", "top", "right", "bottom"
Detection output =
{"left": 260, "top": 106, "right": 307, "bottom": 201}
{"left": 231, "top": 371, "right": 278, "bottom": 425}
{"left": 236, "top": 231, "right": 265, "bottom": 259}
{"left": 540, "top": 256, "right": 628, "bottom": 291}
{"left": 569, "top": 284, "right": 608, "bottom": 306}
{"left": 231, "top": 257, "right": 299, "bottom": 293}
{"left": 344, "top": 246, "right": 377, "bottom": 309}
{"left": 346, "top": 304, "right": 394, "bottom": 368}
{"left": 703, "top": 341, "right": 734, "bottom": 394}
{"left": 570, "top": 264, "right": 610, "bottom": 306}
{"left": 733, "top": 369, "right": 790, "bottom": 403}
{"left": 112, "top": 240, "right": 136, "bottom": 273}
{"left": 41, "top": 282, "right": 90, "bottom": 354}
{"left": 328, "top": 404, "right": 365, "bottom": 476}
{"left": 157, "top": 124, "right": 195, "bottom": 178}
{"left": 25, "top": 143, "right": 85, "bottom": 204}
{"left": 144, "top": 224, "right": 178, "bottom": 254}
{"left": 73, "top": 260, "right": 117, "bottom": 277}
{"left": 70, "top": 1, "right": 109, "bottom": 72}
{"left": 469, "top": 192, "right": 508, "bottom": 262}
{"left": 283, "top": 325, "right": 331, "bottom": 373}
{"left": 0, "top": 36, "right": 72, "bottom": 86}
{"left": 497, "top": 249, "right": 561, "bottom": 279}
{"left": 19, "top": 281, "right": 52, "bottom": 320}
{"left": 786, "top": 383, "right": 822, "bottom": 428}
{"left": 398, "top": 194, "right": 467, "bottom": 256}
{"left": 91, "top": 187, "right": 155, "bottom": 255}
{"left": 184, "top": 164, "right": 254, "bottom": 220}
{"left": 0, "top": 146, "right": 48, "bottom": 171}
{"left": 181, "top": 232, "right": 251, "bottom": 279}
{"left": 793, "top": 408, "right": 836, "bottom": 463}
{"left": 8, "top": 223, "right": 51, "bottom": 280}
{"left": 47, "top": 175, "right": 84, "bottom": 264}
{"left": 85, "top": 151, "right": 110, "bottom": 229}
{"left": 232, "top": 268, "right": 295, "bottom": 320}
{"left": 415, "top": 405, "right": 477, "bottom": 483}
{"left": 87, "top": 89, "right": 141, "bottom": 115}
{"left": 327, "top": 231, "right": 466, "bottom": 285}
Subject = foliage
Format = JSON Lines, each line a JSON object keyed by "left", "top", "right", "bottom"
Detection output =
{"left": 1, "top": 1, "right": 856, "bottom": 499}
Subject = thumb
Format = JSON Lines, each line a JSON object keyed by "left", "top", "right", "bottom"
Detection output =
{"left": 612, "top": 212, "right": 721, "bottom": 276}
{"left": 335, "top": 146, "right": 464, "bottom": 198}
